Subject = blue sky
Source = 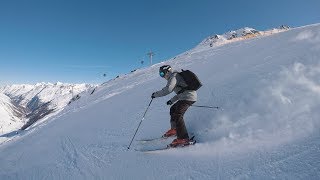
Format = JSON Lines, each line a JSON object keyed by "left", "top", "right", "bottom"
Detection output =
{"left": 0, "top": 0, "right": 319, "bottom": 85}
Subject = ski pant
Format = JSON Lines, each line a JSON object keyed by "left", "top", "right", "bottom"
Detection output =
{"left": 170, "top": 100, "right": 195, "bottom": 139}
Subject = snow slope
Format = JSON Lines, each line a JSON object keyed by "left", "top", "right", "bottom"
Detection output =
{"left": 0, "top": 24, "right": 320, "bottom": 179}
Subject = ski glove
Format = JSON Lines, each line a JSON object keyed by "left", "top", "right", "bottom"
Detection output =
{"left": 151, "top": 93, "right": 156, "bottom": 99}
{"left": 166, "top": 100, "right": 173, "bottom": 105}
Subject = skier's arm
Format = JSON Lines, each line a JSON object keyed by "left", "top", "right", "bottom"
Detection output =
{"left": 153, "top": 75, "right": 177, "bottom": 98}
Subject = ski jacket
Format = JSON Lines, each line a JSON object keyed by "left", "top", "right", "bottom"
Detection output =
{"left": 153, "top": 71, "right": 197, "bottom": 103}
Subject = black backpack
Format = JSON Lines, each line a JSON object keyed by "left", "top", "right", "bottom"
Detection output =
{"left": 178, "top": 69, "right": 202, "bottom": 91}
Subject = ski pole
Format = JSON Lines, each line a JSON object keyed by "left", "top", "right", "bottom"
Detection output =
{"left": 191, "top": 105, "right": 219, "bottom": 109}
{"left": 127, "top": 98, "right": 153, "bottom": 150}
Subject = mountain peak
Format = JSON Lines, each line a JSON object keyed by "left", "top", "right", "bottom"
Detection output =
{"left": 198, "top": 25, "right": 290, "bottom": 48}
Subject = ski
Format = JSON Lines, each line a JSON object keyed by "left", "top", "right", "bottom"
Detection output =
{"left": 137, "top": 133, "right": 194, "bottom": 143}
{"left": 136, "top": 135, "right": 175, "bottom": 143}
{"left": 140, "top": 140, "right": 196, "bottom": 153}
{"left": 138, "top": 136, "right": 196, "bottom": 153}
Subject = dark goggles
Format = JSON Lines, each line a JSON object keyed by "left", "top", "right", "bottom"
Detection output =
{"left": 159, "top": 71, "right": 165, "bottom": 77}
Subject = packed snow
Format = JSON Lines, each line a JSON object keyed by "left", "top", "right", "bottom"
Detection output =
{"left": 0, "top": 24, "right": 320, "bottom": 179}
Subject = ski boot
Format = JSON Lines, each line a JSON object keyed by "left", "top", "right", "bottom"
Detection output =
{"left": 162, "top": 128, "right": 177, "bottom": 138}
{"left": 169, "top": 136, "right": 195, "bottom": 148}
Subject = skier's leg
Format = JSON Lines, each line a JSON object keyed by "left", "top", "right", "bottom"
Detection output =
{"left": 171, "top": 100, "right": 195, "bottom": 139}
{"left": 169, "top": 103, "right": 178, "bottom": 129}
{"left": 161, "top": 103, "right": 179, "bottom": 137}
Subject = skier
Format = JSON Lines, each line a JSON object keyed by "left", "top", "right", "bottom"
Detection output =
{"left": 151, "top": 65, "right": 197, "bottom": 147}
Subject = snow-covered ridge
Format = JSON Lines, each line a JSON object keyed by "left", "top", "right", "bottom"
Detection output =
{"left": 0, "top": 83, "right": 94, "bottom": 132}
{"left": 197, "top": 25, "right": 290, "bottom": 48}
{"left": 0, "top": 93, "right": 25, "bottom": 134}
{"left": 1, "top": 83, "right": 93, "bottom": 109}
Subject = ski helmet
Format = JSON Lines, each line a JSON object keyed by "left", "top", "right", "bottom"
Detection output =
{"left": 159, "top": 65, "right": 172, "bottom": 77}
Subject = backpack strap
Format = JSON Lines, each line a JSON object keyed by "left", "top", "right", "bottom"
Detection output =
{"left": 175, "top": 71, "right": 188, "bottom": 94}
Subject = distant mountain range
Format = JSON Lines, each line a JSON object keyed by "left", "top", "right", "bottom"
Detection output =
{"left": 0, "top": 82, "right": 94, "bottom": 133}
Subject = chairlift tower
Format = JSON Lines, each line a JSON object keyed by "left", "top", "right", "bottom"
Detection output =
{"left": 147, "top": 51, "right": 155, "bottom": 65}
